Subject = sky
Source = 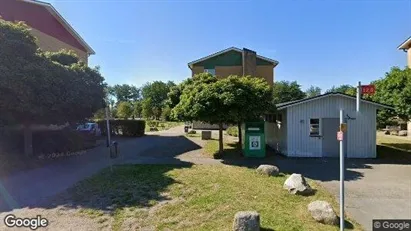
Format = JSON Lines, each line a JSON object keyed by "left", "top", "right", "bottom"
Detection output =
{"left": 48, "top": 0, "right": 410, "bottom": 92}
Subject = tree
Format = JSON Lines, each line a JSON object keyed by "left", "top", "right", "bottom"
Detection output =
{"left": 161, "top": 106, "right": 172, "bottom": 121}
{"left": 108, "top": 84, "right": 140, "bottom": 103}
{"left": 133, "top": 100, "right": 143, "bottom": 119}
{"left": 272, "top": 81, "right": 306, "bottom": 104}
{"left": 117, "top": 101, "right": 133, "bottom": 119}
{"left": 326, "top": 84, "right": 356, "bottom": 96}
{"left": 305, "top": 86, "right": 322, "bottom": 98}
{"left": 141, "top": 81, "right": 175, "bottom": 119}
{"left": 171, "top": 74, "right": 272, "bottom": 153}
{"left": 0, "top": 20, "right": 105, "bottom": 156}
{"left": 142, "top": 98, "right": 154, "bottom": 119}
{"left": 371, "top": 67, "right": 411, "bottom": 122}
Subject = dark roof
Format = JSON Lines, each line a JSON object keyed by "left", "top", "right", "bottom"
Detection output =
{"left": 187, "top": 47, "right": 279, "bottom": 69}
{"left": 276, "top": 92, "right": 394, "bottom": 110}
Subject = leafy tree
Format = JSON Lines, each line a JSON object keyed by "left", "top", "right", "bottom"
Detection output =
{"left": 326, "top": 84, "right": 356, "bottom": 96}
{"left": 108, "top": 84, "right": 140, "bottom": 103}
{"left": 133, "top": 100, "right": 143, "bottom": 118}
{"left": 117, "top": 101, "right": 133, "bottom": 119}
{"left": 0, "top": 20, "right": 105, "bottom": 156}
{"left": 371, "top": 67, "right": 411, "bottom": 121}
{"left": 171, "top": 74, "right": 271, "bottom": 153}
{"left": 44, "top": 49, "right": 80, "bottom": 66}
{"left": 141, "top": 81, "right": 175, "bottom": 119}
{"left": 142, "top": 98, "right": 154, "bottom": 119}
{"left": 161, "top": 106, "right": 172, "bottom": 121}
{"left": 93, "top": 108, "right": 106, "bottom": 120}
{"left": 272, "top": 81, "right": 306, "bottom": 104}
{"left": 305, "top": 86, "right": 322, "bottom": 98}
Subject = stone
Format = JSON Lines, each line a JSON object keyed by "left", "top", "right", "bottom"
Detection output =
{"left": 283, "top": 174, "right": 313, "bottom": 196}
{"left": 308, "top": 200, "right": 339, "bottom": 225}
{"left": 201, "top": 131, "right": 212, "bottom": 140}
{"left": 399, "top": 130, "right": 407, "bottom": 136}
{"left": 233, "top": 211, "right": 260, "bottom": 231}
{"left": 256, "top": 165, "right": 279, "bottom": 176}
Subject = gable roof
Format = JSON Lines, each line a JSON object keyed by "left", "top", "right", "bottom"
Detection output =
{"left": 398, "top": 36, "right": 411, "bottom": 50}
{"left": 188, "top": 47, "right": 279, "bottom": 69}
{"left": 276, "top": 92, "right": 394, "bottom": 110}
{"left": 18, "top": 0, "right": 95, "bottom": 55}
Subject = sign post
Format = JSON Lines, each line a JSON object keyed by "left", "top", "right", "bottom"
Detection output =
{"left": 339, "top": 109, "right": 345, "bottom": 231}
{"left": 105, "top": 107, "right": 113, "bottom": 172}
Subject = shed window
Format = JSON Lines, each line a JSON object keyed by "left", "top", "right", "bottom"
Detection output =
{"left": 309, "top": 118, "right": 320, "bottom": 136}
{"left": 204, "top": 69, "right": 216, "bottom": 76}
{"left": 265, "top": 114, "right": 276, "bottom": 122}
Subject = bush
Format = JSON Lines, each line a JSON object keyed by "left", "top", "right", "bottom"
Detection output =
{"left": 0, "top": 129, "right": 97, "bottom": 156}
{"left": 226, "top": 126, "right": 239, "bottom": 137}
{"left": 188, "top": 130, "right": 196, "bottom": 134}
{"left": 98, "top": 119, "right": 145, "bottom": 137}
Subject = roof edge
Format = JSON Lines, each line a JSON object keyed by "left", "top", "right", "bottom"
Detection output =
{"left": 188, "top": 47, "right": 279, "bottom": 69}
{"left": 276, "top": 92, "right": 394, "bottom": 110}
{"left": 21, "top": 0, "right": 95, "bottom": 55}
{"left": 397, "top": 36, "right": 411, "bottom": 50}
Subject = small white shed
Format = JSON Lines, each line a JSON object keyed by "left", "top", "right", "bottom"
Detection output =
{"left": 265, "top": 92, "right": 393, "bottom": 158}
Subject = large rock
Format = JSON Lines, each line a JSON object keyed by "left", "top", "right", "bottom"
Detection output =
{"left": 307, "top": 200, "right": 339, "bottom": 225}
{"left": 233, "top": 211, "right": 260, "bottom": 231}
{"left": 256, "top": 165, "right": 279, "bottom": 176}
{"left": 399, "top": 130, "right": 407, "bottom": 136}
{"left": 283, "top": 174, "right": 313, "bottom": 195}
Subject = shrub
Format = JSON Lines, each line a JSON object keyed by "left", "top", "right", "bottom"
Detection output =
{"left": 98, "top": 119, "right": 146, "bottom": 137}
{"left": 188, "top": 130, "right": 196, "bottom": 134}
{"left": 226, "top": 126, "right": 239, "bottom": 137}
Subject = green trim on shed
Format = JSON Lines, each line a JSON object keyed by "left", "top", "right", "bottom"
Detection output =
{"left": 193, "top": 50, "right": 274, "bottom": 68}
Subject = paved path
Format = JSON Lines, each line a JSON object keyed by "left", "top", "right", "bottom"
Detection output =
{"left": 0, "top": 125, "right": 213, "bottom": 212}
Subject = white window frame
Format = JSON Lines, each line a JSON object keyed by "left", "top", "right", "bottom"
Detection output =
{"left": 309, "top": 118, "right": 321, "bottom": 137}
{"left": 204, "top": 68, "right": 216, "bottom": 76}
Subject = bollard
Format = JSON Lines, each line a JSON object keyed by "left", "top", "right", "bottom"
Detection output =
{"left": 110, "top": 141, "right": 119, "bottom": 159}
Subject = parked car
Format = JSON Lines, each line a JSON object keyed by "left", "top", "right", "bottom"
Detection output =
{"left": 76, "top": 122, "right": 101, "bottom": 136}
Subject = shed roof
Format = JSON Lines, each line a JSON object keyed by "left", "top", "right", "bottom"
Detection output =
{"left": 276, "top": 92, "right": 394, "bottom": 110}
{"left": 187, "top": 47, "right": 279, "bottom": 69}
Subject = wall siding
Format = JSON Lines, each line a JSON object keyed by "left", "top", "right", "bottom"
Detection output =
{"left": 408, "top": 49, "right": 411, "bottom": 68}
{"left": 285, "top": 95, "right": 377, "bottom": 158}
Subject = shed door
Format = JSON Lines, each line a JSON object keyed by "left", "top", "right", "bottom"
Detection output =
{"left": 322, "top": 118, "right": 340, "bottom": 157}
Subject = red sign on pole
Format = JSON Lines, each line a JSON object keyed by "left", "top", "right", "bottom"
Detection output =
{"left": 337, "top": 131, "right": 344, "bottom": 141}
{"left": 361, "top": 85, "right": 376, "bottom": 95}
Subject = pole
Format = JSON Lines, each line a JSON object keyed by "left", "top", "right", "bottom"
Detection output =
{"left": 339, "top": 109, "right": 345, "bottom": 230}
{"left": 105, "top": 107, "right": 111, "bottom": 147}
{"left": 105, "top": 107, "right": 113, "bottom": 172}
{"left": 356, "top": 81, "right": 361, "bottom": 112}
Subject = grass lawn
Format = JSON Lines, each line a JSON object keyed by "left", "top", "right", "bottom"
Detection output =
{"left": 203, "top": 139, "right": 241, "bottom": 159}
{"left": 376, "top": 132, "right": 411, "bottom": 160}
{"left": 63, "top": 164, "right": 361, "bottom": 231}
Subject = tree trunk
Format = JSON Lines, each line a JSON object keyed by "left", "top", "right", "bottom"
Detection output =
{"left": 23, "top": 124, "right": 33, "bottom": 157}
{"left": 237, "top": 121, "right": 242, "bottom": 146}
{"left": 218, "top": 122, "right": 223, "bottom": 154}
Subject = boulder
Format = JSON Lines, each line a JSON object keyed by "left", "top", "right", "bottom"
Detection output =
{"left": 256, "top": 165, "right": 279, "bottom": 176}
{"left": 399, "top": 130, "right": 407, "bottom": 136}
{"left": 283, "top": 174, "right": 313, "bottom": 195}
{"left": 233, "top": 211, "right": 260, "bottom": 231}
{"left": 308, "top": 200, "right": 339, "bottom": 225}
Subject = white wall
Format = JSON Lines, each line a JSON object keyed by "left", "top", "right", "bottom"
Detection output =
{"left": 265, "top": 110, "right": 287, "bottom": 153}
{"left": 285, "top": 95, "right": 378, "bottom": 158}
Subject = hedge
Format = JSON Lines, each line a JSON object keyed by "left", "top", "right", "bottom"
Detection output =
{"left": 0, "top": 129, "right": 97, "bottom": 156}
{"left": 97, "top": 119, "right": 145, "bottom": 137}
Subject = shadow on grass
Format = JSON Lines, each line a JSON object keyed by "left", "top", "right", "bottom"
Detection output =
{"left": 0, "top": 134, "right": 202, "bottom": 213}
{"left": 377, "top": 145, "right": 411, "bottom": 164}
{"left": 48, "top": 163, "right": 193, "bottom": 213}
{"left": 260, "top": 227, "right": 275, "bottom": 231}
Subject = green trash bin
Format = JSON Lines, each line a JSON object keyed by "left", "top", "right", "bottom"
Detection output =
{"left": 242, "top": 121, "right": 266, "bottom": 158}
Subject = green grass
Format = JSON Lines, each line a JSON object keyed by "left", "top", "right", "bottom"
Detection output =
{"left": 376, "top": 133, "right": 411, "bottom": 160}
{"left": 185, "top": 133, "right": 200, "bottom": 138}
{"left": 145, "top": 121, "right": 184, "bottom": 132}
{"left": 65, "top": 164, "right": 361, "bottom": 231}
{"left": 203, "top": 139, "right": 241, "bottom": 159}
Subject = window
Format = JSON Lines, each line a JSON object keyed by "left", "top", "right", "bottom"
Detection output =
{"left": 265, "top": 114, "right": 276, "bottom": 122}
{"left": 204, "top": 69, "right": 216, "bottom": 76}
{"left": 309, "top": 118, "right": 320, "bottom": 136}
